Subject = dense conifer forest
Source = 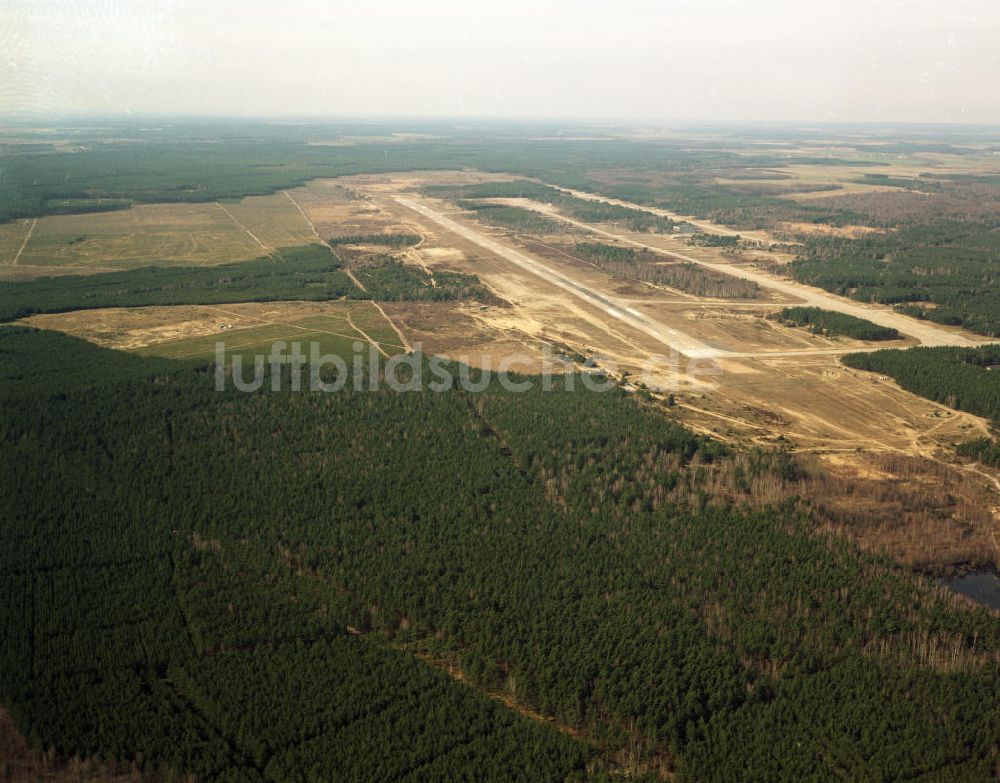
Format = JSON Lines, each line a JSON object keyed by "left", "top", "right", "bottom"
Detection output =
{"left": 352, "top": 256, "right": 497, "bottom": 303}
{"left": 432, "top": 181, "right": 676, "bottom": 232}
{"left": 2, "top": 327, "right": 999, "bottom": 781}
{"left": 573, "top": 243, "right": 759, "bottom": 299}
{"left": 775, "top": 307, "right": 900, "bottom": 340}
{"left": 791, "top": 224, "right": 1000, "bottom": 337}
{"left": 326, "top": 233, "right": 423, "bottom": 247}
{"left": 457, "top": 202, "right": 568, "bottom": 234}
{"left": 0, "top": 244, "right": 494, "bottom": 322}
{"left": 3, "top": 121, "right": 1000, "bottom": 781}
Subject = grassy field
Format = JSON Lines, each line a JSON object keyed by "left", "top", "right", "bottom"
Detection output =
{"left": 140, "top": 302, "right": 405, "bottom": 363}
{"left": 1, "top": 194, "right": 317, "bottom": 272}
{"left": 0, "top": 220, "right": 33, "bottom": 265}
{"left": 10, "top": 203, "right": 260, "bottom": 269}
{"left": 216, "top": 194, "right": 317, "bottom": 248}
{"left": 0, "top": 244, "right": 362, "bottom": 321}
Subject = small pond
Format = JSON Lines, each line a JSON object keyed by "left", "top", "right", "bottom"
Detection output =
{"left": 947, "top": 569, "right": 1000, "bottom": 610}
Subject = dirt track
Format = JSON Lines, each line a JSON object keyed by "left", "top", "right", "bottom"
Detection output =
{"left": 517, "top": 199, "right": 988, "bottom": 349}
{"left": 215, "top": 202, "right": 270, "bottom": 253}
{"left": 395, "top": 196, "right": 723, "bottom": 358}
{"left": 25, "top": 174, "right": 1000, "bottom": 497}
{"left": 394, "top": 194, "right": 972, "bottom": 362}
{"left": 11, "top": 218, "right": 36, "bottom": 265}
{"left": 547, "top": 184, "right": 771, "bottom": 243}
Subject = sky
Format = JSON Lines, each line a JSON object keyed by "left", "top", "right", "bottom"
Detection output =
{"left": 3, "top": 0, "right": 999, "bottom": 123}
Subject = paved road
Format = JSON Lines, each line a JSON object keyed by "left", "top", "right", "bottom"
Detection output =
{"left": 521, "top": 199, "right": 988, "bottom": 349}
{"left": 394, "top": 196, "right": 919, "bottom": 363}
{"left": 547, "top": 184, "right": 771, "bottom": 243}
{"left": 395, "top": 196, "right": 725, "bottom": 358}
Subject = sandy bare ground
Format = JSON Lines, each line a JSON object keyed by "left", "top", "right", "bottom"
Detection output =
{"left": 394, "top": 195, "right": 943, "bottom": 362}
{"left": 335, "top": 177, "right": 993, "bottom": 478}
{"left": 396, "top": 196, "right": 723, "bottom": 359}
{"left": 777, "top": 221, "right": 885, "bottom": 239}
{"left": 546, "top": 184, "right": 773, "bottom": 244}
{"left": 19, "top": 301, "right": 404, "bottom": 354}
{"left": 378, "top": 301, "right": 550, "bottom": 373}
{"left": 282, "top": 188, "right": 413, "bottom": 349}
{"left": 515, "top": 199, "right": 987, "bottom": 349}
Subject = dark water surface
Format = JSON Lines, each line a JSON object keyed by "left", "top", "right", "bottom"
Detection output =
{"left": 948, "top": 569, "right": 1000, "bottom": 610}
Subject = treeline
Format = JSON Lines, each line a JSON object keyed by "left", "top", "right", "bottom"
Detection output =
{"left": 2, "top": 127, "right": 787, "bottom": 224}
{"left": 1, "top": 138, "right": 471, "bottom": 222}
{"left": 564, "top": 199, "right": 674, "bottom": 232}
{"left": 1, "top": 135, "right": 637, "bottom": 223}
{"left": 0, "top": 244, "right": 495, "bottom": 322}
{"left": 776, "top": 306, "right": 900, "bottom": 341}
{"left": 0, "top": 244, "right": 359, "bottom": 321}
{"left": 37, "top": 198, "right": 133, "bottom": 216}
{"left": 428, "top": 180, "right": 557, "bottom": 201}
{"left": 458, "top": 202, "right": 567, "bottom": 234}
{"left": 573, "top": 242, "right": 647, "bottom": 265}
{"left": 842, "top": 345, "right": 1000, "bottom": 420}
{"left": 791, "top": 222, "right": 1000, "bottom": 337}
{"left": 574, "top": 242, "right": 759, "bottom": 299}
{"left": 2, "top": 327, "right": 999, "bottom": 781}
{"left": 595, "top": 180, "right": 781, "bottom": 231}
{"left": 327, "top": 233, "right": 422, "bottom": 247}
{"left": 353, "top": 256, "right": 498, "bottom": 303}
{"left": 690, "top": 233, "right": 740, "bottom": 247}
{"left": 842, "top": 344, "right": 1000, "bottom": 465}
{"left": 957, "top": 438, "right": 1000, "bottom": 467}
{"left": 432, "top": 180, "right": 675, "bottom": 232}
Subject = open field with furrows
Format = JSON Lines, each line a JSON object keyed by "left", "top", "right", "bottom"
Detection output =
{"left": 212, "top": 193, "right": 318, "bottom": 249}
{"left": 0, "top": 219, "right": 35, "bottom": 266}
{"left": 4, "top": 203, "right": 259, "bottom": 270}
{"left": 279, "top": 180, "right": 388, "bottom": 239}
{"left": 22, "top": 300, "right": 407, "bottom": 362}
{"left": 0, "top": 194, "right": 318, "bottom": 274}
{"left": 714, "top": 162, "right": 931, "bottom": 200}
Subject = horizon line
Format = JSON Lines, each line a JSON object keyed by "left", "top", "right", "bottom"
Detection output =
{"left": 4, "top": 114, "right": 1000, "bottom": 131}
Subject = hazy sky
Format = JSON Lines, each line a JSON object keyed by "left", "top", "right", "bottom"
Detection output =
{"left": 3, "top": 0, "right": 999, "bottom": 123}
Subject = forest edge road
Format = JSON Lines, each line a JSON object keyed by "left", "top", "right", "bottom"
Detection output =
{"left": 517, "top": 197, "right": 988, "bottom": 349}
